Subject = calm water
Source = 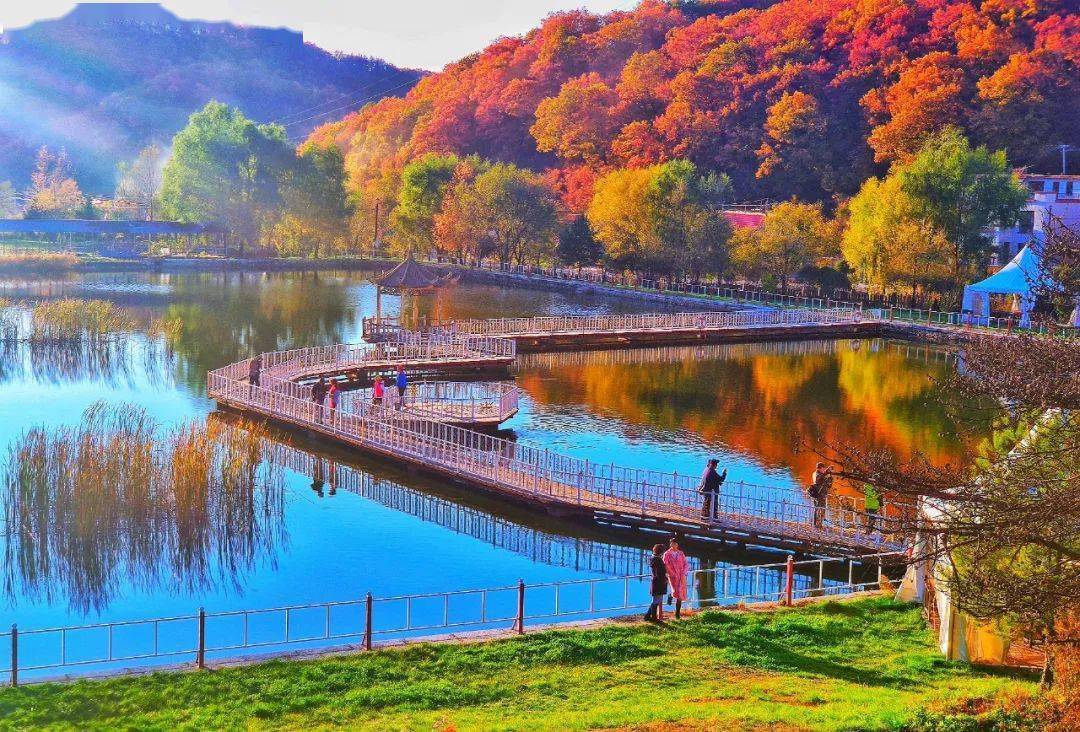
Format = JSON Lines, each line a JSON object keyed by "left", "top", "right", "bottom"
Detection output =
{"left": 0, "top": 270, "right": 984, "bottom": 635}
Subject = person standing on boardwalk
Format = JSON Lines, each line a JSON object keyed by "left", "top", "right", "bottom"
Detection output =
{"left": 373, "top": 375, "right": 385, "bottom": 406}
{"left": 698, "top": 459, "right": 726, "bottom": 520}
{"left": 644, "top": 543, "right": 668, "bottom": 622}
{"left": 395, "top": 366, "right": 408, "bottom": 409}
{"left": 312, "top": 377, "right": 328, "bottom": 421}
{"left": 809, "top": 463, "right": 833, "bottom": 529}
{"left": 248, "top": 353, "right": 262, "bottom": 388}
{"left": 861, "top": 482, "right": 881, "bottom": 534}
{"left": 663, "top": 536, "right": 689, "bottom": 619}
{"left": 327, "top": 380, "right": 339, "bottom": 420}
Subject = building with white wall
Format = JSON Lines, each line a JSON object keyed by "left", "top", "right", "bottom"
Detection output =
{"left": 992, "top": 174, "right": 1080, "bottom": 264}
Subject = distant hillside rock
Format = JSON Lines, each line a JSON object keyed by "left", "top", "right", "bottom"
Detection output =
{"left": 0, "top": 3, "right": 422, "bottom": 193}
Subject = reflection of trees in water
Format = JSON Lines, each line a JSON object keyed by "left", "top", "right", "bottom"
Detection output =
{"left": 0, "top": 300, "right": 175, "bottom": 388}
{"left": 157, "top": 271, "right": 357, "bottom": 391}
{"left": 517, "top": 338, "right": 982, "bottom": 483}
{"left": 2, "top": 404, "right": 285, "bottom": 614}
{"left": 0, "top": 335, "right": 175, "bottom": 388}
{"left": 3, "top": 272, "right": 359, "bottom": 393}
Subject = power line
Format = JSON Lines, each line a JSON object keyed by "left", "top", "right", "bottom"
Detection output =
{"left": 283, "top": 76, "right": 422, "bottom": 142}
{"left": 269, "top": 69, "right": 421, "bottom": 126}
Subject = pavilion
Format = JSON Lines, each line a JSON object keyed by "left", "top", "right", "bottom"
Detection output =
{"left": 373, "top": 256, "right": 456, "bottom": 325}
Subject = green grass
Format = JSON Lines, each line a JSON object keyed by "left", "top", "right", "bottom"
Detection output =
{"left": 0, "top": 598, "right": 1036, "bottom": 731}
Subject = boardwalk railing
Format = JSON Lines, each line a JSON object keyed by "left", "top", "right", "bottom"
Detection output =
{"left": 3, "top": 551, "right": 902, "bottom": 684}
{"left": 261, "top": 330, "right": 515, "bottom": 381}
{"left": 425, "top": 260, "right": 1076, "bottom": 337}
{"left": 209, "top": 360, "right": 905, "bottom": 552}
{"left": 364, "top": 307, "right": 866, "bottom": 341}
{"left": 339, "top": 380, "right": 520, "bottom": 424}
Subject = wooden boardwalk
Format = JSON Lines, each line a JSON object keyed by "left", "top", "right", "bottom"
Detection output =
{"left": 211, "top": 320, "right": 905, "bottom": 555}
{"left": 364, "top": 308, "right": 878, "bottom": 352}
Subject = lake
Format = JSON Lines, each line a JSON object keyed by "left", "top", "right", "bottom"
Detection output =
{"left": 0, "top": 270, "right": 983, "bottom": 636}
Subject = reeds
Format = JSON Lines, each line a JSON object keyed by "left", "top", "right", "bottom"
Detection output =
{"left": 0, "top": 251, "right": 79, "bottom": 275}
{"left": 2, "top": 403, "right": 285, "bottom": 613}
{"left": 30, "top": 298, "right": 140, "bottom": 340}
{"left": 0, "top": 298, "right": 140, "bottom": 342}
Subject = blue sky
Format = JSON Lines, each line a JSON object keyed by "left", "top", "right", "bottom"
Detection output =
{"left": 1, "top": 1, "right": 631, "bottom": 71}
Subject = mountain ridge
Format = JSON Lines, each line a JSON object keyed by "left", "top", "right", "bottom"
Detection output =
{"left": 0, "top": 3, "right": 422, "bottom": 194}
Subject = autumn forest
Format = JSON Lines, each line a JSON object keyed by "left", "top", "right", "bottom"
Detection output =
{"left": 5, "top": 0, "right": 1078, "bottom": 302}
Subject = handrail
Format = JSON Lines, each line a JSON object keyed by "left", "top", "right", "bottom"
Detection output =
{"left": 209, "top": 358, "right": 908, "bottom": 549}
{"left": 370, "top": 307, "right": 865, "bottom": 340}
{"left": 3, "top": 551, "right": 903, "bottom": 684}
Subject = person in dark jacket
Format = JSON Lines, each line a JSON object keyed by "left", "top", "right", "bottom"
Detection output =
{"left": 312, "top": 377, "right": 328, "bottom": 421}
{"left": 644, "top": 543, "right": 668, "bottom": 622}
{"left": 248, "top": 353, "right": 262, "bottom": 388}
{"left": 698, "top": 459, "right": 727, "bottom": 519}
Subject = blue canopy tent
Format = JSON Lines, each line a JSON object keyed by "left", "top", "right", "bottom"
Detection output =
{"left": 961, "top": 245, "right": 1042, "bottom": 327}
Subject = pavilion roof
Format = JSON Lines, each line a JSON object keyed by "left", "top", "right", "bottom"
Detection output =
{"left": 374, "top": 256, "right": 451, "bottom": 290}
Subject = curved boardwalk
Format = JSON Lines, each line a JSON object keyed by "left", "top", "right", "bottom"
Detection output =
{"left": 211, "top": 314, "right": 905, "bottom": 556}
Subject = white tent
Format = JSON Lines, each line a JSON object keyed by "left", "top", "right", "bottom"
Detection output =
{"left": 961, "top": 245, "right": 1042, "bottom": 327}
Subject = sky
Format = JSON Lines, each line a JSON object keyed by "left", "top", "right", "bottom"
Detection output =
{"left": 0, "top": 1, "right": 632, "bottom": 71}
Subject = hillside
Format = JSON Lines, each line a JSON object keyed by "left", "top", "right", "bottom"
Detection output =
{"left": 0, "top": 3, "right": 422, "bottom": 193}
{"left": 308, "top": 0, "right": 1078, "bottom": 213}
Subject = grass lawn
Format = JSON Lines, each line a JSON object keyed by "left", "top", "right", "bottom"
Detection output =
{"left": 0, "top": 597, "right": 1037, "bottom": 731}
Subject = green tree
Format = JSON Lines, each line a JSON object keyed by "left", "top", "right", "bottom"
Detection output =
{"left": 275, "top": 144, "right": 352, "bottom": 257}
{"left": 647, "top": 161, "right": 733, "bottom": 279}
{"left": 437, "top": 163, "right": 558, "bottom": 266}
{"left": 587, "top": 161, "right": 732, "bottom": 277}
{"left": 390, "top": 153, "right": 461, "bottom": 257}
{"left": 160, "top": 102, "right": 293, "bottom": 255}
{"left": 556, "top": 216, "right": 604, "bottom": 268}
{"left": 899, "top": 127, "right": 1028, "bottom": 283}
{"left": 732, "top": 200, "right": 836, "bottom": 293}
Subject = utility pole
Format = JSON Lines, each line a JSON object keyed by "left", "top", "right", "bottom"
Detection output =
{"left": 1056, "top": 144, "right": 1075, "bottom": 175}
{"left": 372, "top": 202, "right": 380, "bottom": 258}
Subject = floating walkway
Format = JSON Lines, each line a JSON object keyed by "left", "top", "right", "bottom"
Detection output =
{"left": 210, "top": 316, "right": 904, "bottom": 555}
{"left": 364, "top": 308, "right": 877, "bottom": 352}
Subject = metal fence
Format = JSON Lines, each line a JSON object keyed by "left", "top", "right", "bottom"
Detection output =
{"left": 422, "top": 307, "right": 866, "bottom": 338}
{"left": 447, "top": 260, "right": 1076, "bottom": 338}
{"left": 259, "top": 330, "right": 515, "bottom": 382}
{"left": 2, "top": 552, "right": 902, "bottom": 685}
{"left": 210, "top": 364, "right": 904, "bottom": 553}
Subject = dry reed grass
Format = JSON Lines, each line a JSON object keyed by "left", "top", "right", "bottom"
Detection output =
{"left": 2, "top": 402, "right": 285, "bottom": 612}
{"left": 0, "top": 251, "right": 79, "bottom": 274}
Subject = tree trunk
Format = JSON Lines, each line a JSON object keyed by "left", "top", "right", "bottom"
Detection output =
{"left": 1040, "top": 629, "right": 1055, "bottom": 688}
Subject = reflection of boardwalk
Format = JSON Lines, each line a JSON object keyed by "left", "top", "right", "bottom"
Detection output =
{"left": 262, "top": 438, "right": 877, "bottom": 595}
{"left": 210, "top": 324, "right": 904, "bottom": 556}
{"left": 518, "top": 337, "right": 957, "bottom": 370}
{"left": 265, "top": 440, "right": 657, "bottom": 578}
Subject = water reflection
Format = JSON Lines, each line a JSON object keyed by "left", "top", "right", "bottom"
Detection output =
{"left": 515, "top": 338, "right": 981, "bottom": 487}
{"left": 2, "top": 408, "right": 285, "bottom": 613}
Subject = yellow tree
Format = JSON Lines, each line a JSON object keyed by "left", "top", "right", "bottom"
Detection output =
{"left": 731, "top": 200, "right": 836, "bottom": 293}
{"left": 586, "top": 166, "right": 654, "bottom": 268}
{"left": 843, "top": 175, "right": 952, "bottom": 296}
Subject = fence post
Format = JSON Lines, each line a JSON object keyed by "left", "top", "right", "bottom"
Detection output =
{"left": 516, "top": 579, "right": 526, "bottom": 635}
{"left": 784, "top": 556, "right": 794, "bottom": 606}
{"left": 9, "top": 624, "right": 16, "bottom": 688}
{"left": 877, "top": 556, "right": 884, "bottom": 589}
{"left": 196, "top": 608, "right": 206, "bottom": 670}
{"left": 364, "top": 592, "right": 373, "bottom": 650}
